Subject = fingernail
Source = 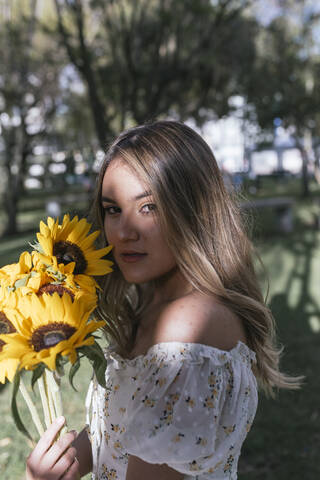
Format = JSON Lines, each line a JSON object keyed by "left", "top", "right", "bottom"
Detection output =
{"left": 57, "top": 416, "right": 65, "bottom": 424}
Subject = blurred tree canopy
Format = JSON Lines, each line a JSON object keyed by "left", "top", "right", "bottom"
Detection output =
{"left": 1, "top": 0, "right": 258, "bottom": 235}
{"left": 246, "top": 0, "right": 320, "bottom": 196}
{"left": 52, "top": 0, "right": 256, "bottom": 147}
{"left": 0, "top": 0, "right": 65, "bottom": 234}
{"left": 1, "top": 0, "right": 320, "bottom": 236}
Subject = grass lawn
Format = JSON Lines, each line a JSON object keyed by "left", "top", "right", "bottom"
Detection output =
{"left": 238, "top": 229, "right": 320, "bottom": 479}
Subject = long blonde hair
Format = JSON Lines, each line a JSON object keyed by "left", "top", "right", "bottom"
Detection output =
{"left": 91, "top": 120, "right": 301, "bottom": 396}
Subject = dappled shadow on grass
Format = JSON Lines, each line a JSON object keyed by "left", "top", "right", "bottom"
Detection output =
{"left": 239, "top": 230, "right": 320, "bottom": 480}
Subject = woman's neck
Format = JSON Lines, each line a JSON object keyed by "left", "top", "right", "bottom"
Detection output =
{"left": 151, "top": 266, "right": 194, "bottom": 306}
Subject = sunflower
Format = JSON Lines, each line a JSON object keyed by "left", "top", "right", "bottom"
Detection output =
{"left": 0, "top": 251, "right": 42, "bottom": 292}
{"left": 32, "top": 251, "right": 97, "bottom": 296}
{"left": 33, "top": 215, "right": 113, "bottom": 290}
{"left": 0, "top": 251, "right": 51, "bottom": 296}
{"left": 0, "top": 282, "right": 19, "bottom": 309}
{"left": 0, "top": 303, "right": 22, "bottom": 383}
{"left": 0, "top": 251, "right": 32, "bottom": 280}
{"left": 0, "top": 292, "right": 103, "bottom": 371}
{"left": 0, "top": 251, "right": 93, "bottom": 303}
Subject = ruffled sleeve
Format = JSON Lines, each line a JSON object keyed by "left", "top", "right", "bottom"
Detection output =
{"left": 118, "top": 341, "right": 258, "bottom": 477}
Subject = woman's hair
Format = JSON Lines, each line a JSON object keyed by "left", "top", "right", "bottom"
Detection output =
{"left": 91, "top": 120, "right": 301, "bottom": 396}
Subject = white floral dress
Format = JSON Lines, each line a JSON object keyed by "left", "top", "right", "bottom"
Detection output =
{"left": 86, "top": 341, "right": 258, "bottom": 480}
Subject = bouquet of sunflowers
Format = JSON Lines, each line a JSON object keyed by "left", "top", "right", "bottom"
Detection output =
{"left": 0, "top": 214, "right": 112, "bottom": 441}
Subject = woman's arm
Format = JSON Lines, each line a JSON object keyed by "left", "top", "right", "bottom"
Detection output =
{"left": 126, "top": 455, "right": 184, "bottom": 480}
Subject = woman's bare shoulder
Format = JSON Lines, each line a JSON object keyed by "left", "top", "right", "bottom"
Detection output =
{"left": 153, "top": 292, "right": 247, "bottom": 351}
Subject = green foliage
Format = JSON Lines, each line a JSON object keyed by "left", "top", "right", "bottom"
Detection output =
{"left": 245, "top": 2, "right": 320, "bottom": 196}
{"left": 79, "top": 342, "right": 108, "bottom": 389}
{"left": 11, "top": 372, "right": 33, "bottom": 442}
{"left": 53, "top": 0, "right": 257, "bottom": 142}
{"left": 246, "top": 12, "right": 320, "bottom": 135}
{"left": 31, "top": 364, "right": 46, "bottom": 392}
{"left": 0, "top": 0, "right": 69, "bottom": 235}
{"left": 68, "top": 357, "right": 81, "bottom": 391}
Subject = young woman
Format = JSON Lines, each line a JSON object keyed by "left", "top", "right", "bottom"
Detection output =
{"left": 26, "top": 121, "right": 300, "bottom": 480}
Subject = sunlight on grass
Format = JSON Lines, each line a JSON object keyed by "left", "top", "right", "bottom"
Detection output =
{"left": 238, "top": 231, "right": 320, "bottom": 480}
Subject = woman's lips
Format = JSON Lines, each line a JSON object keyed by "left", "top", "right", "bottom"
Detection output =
{"left": 120, "top": 253, "right": 147, "bottom": 263}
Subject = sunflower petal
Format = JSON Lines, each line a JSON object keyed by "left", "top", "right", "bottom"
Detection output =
{"left": 78, "top": 230, "right": 100, "bottom": 251}
{"left": 0, "top": 358, "right": 19, "bottom": 383}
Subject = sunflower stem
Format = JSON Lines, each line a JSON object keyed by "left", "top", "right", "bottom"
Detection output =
{"left": 45, "top": 369, "right": 67, "bottom": 436}
{"left": 44, "top": 370, "right": 56, "bottom": 425}
{"left": 38, "top": 374, "right": 51, "bottom": 429}
{"left": 19, "top": 377, "right": 44, "bottom": 437}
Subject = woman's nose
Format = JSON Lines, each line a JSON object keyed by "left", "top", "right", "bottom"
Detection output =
{"left": 117, "top": 214, "right": 139, "bottom": 241}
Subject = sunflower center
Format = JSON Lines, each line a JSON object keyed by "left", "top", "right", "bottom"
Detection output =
{"left": 31, "top": 322, "right": 76, "bottom": 352}
{"left": 37, "top": 283, "right": 75, "bottom": 301}
{"left": 53, "top": 241, "right": 87, "bottom": 275}
{"left": 0, "top": 312, "right": 16, "bottom": 352}
{"left": 0, "top": 312, "right": 16, "bottom": 334}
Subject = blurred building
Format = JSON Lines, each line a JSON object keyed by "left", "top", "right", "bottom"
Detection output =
{"left": 189, "top": 112, "right": 303, "bottom": 176}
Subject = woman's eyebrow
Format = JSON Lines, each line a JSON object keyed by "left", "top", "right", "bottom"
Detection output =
{"left": 101, "top": 190, "right": 152, "bottom": 203}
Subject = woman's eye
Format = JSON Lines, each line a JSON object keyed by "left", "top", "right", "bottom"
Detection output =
{"left": 103, "top": 205, "right": 120, "bottom": 215}
{"left": 141, "top": 203, "right": 156, "bottom": 214}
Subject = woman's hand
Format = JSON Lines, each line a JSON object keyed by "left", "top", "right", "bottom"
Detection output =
{"left": 26, "top": 416, "right": 80, "bottom": 480}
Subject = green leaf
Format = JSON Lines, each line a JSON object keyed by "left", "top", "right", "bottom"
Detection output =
{"left": 29, "top": 241, "right": 44, "bottom": 254}
{"left": 11, "top": 372, "right": 33, "bottom": 441}
{"left": 95, "top": 362, "right": 107, "bottom": 389}
{"left": 14, "top": 274, "right": 31, "bottom": 289}
{"left": 79, "top": 343, "right": 107, "bottom": 389}
{"left": 31, "top": 364, "right": 45, "bottom": 392}
{"left": 69, "top": 358, "right": 81, "bottom": 391}
{"left": 55, "top": 354, "right": 69, "bottom": 377}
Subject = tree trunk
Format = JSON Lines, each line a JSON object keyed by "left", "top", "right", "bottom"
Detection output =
{"left": 54, "top": 0, "right": 112, "bottom": 149}
{"left": 299, "top": 146, "right": 310, "bottom": 197}
{"left": 296, "top": 129, "right": 314, "bottom": 197}
{"left": 2, "top": 189, "right": 18, "bottom": 236}
{"left": 1, "top": 123, "right": 30, "bottom": 237}
{"left": 313, "top": 146, "right": 320, "bottom": 184}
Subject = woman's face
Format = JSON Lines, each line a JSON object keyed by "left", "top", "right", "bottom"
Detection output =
{"left": 101, "top": 158, "right": 176, "bottom": 284}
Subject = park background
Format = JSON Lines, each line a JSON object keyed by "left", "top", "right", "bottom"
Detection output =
{"left": 0, "top": 0, "right": 319, "bottom": 478}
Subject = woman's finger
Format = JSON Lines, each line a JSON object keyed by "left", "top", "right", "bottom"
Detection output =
{"left": 41, "top": 430, "right": 77, "bottom": 470}
{"left": 28, "top": 416, "right": 66, "bottom": 462}
{"left": 60, "top": 457, "right": 80, "bottom": 480}
{"left": 51, "top": 445, "right": 77, "bottom": 476}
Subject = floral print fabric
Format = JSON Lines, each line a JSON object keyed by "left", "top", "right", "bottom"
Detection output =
{"left": 86, "top": 341, "right": 258, "bottom": 480}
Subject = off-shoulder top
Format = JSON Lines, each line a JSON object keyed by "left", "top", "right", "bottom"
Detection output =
{"left": 86, "top": 341, "right": 258, "bottom": 480}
